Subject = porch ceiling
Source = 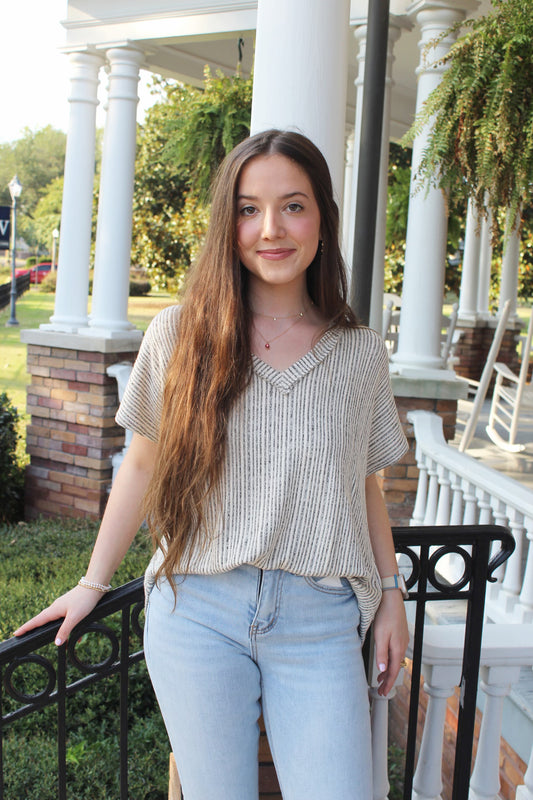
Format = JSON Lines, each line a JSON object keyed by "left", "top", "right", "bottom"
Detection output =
{"left": 63, "top": 0, "right": 494, "bottom": 139}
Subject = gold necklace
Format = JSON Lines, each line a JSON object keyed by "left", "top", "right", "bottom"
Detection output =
{"left": 254, "top": 311, "right": 305, "bottom": 350}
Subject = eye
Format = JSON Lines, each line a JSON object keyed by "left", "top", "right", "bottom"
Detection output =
{"left": 239, "top": 205, "right": 257, "bottom": 217}
{"left": 286, "top": 202, "right": 304, "bottom": 213}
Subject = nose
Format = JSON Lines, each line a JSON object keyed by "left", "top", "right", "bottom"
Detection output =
{"left": 262, "top": 208, "right": 284, "bottom": 240}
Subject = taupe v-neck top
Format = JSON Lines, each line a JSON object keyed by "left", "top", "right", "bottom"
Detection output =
{"left": 116, "top": 305, "right": 407, "bottom": 637}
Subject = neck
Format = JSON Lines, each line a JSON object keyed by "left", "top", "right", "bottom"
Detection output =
{"left": 249, "top": 281, "right": 310, "bottom": 319}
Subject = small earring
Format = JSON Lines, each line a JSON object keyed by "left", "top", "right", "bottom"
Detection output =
{"left": 319, "top": 240, "right": 324, "bottom": 255}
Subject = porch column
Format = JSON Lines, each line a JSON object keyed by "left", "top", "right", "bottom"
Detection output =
{"left": 368, "top": 17, "right": 409, "bottom": 334}
{"left": 458, "top": 198, "right": 481, "bottom": 321}
{"left": 344, "top": 24, "right": 367, "bottom": 268}
{"left": 80, "top": 46, "right": 144, "bottom": 340}
{"left": 392, "top": 1, "right": 478, "bottom": 375}
{"left": 43, "top": 51, "right": 103, "bottom": 333}
{"left": 345, "top": 17, "right": 409, "bottom": 329}
{"left": 342, "top": 129, "right": 355, "bottom": 261}
{"left": 250, "top": 0, "right": 350, "bottom": 201}
{"left": 499, "top": 210, "right": 521, "bottom": 320}
{"left": 477, "top": 210, "right": 493, "bottom": 318}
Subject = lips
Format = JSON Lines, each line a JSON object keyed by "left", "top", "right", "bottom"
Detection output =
{"left": 256, "top": 248, "right": 296, "bottom": 260}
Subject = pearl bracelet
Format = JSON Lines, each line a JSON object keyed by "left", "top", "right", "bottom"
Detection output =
{"left": 78, "top": 576, "right": 112, "bottom": 593}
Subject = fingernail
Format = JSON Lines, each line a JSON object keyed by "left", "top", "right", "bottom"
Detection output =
{"left": 379, "top": 663, "right": 387, "bottom": 672}
{"left": 55, "top": 637, "right": 62, "bottom": 646}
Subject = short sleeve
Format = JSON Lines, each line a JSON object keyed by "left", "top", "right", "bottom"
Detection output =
{"left": 115, "top": 305, "right": 180, "bottom": 442}
{"left": 366, "top": 338, "right": 408, "bottom": 475}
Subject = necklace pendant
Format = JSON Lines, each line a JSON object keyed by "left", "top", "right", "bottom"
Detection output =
{"left": 265, "top": 342, "right": 271, "bottom": 350}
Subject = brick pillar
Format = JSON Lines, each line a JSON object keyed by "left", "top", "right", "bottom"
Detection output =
{"left": 454, "top": 319, "right": 521, "bottom": 384}
{"left": 21, "top": 330, "right": 140, "bottom": 520}
{"left": 381, "top": 376, "right": 466, "bottom": 526}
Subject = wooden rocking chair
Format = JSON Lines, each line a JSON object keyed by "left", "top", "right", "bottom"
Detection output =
{"left": 486, "top": 305, "right": 533, "bottom": 452}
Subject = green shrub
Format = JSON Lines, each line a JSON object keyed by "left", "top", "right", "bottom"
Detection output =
{"left": 129, "top": 279, "right": 152, "bottom": 296}
{"left": 25, "top": 256, "right": 38, "bottom": 267}
{"left": 0, "top": 393, "right": 25, "bottom": 523}
{"left": 0, "top": 519, "right": 169, "bottom": 799}
{"left": 39, "top": 269, "right": 57, "bottom": 293}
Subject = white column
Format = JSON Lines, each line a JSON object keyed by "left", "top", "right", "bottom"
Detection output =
{"left": 345, "top": 24, "right": 367, "bottom": 271}
{"left": 250, "top": 0, "right": 350, "bottom": 203}
{"left": 368, "top": 17, "right": 409, "bottom": 334}
{"left": 81, "top": 46, "right": 144, "bottom": 339}
{"left": 391, "top": 1, "right": 478, "bottom": 375}
{"left": 42, "top": 51, "right": 103, "bottom": 333}
{"left": 477, "top": 209, "right": 493, "bottom": 319}
{"left": 458, "top": 198, "right": 481, "bottom": 320}
{"left": 499, "top": 210, "right": 521, "bottom": 320}
{"left": 342, "top": 129, "right": 355, "bottom": 261}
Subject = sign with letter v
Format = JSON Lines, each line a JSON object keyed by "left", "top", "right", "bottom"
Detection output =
{"left": 0, "top": 206, "right": 11, "bottom": 250}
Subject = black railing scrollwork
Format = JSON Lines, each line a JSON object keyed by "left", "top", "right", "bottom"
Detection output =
{"left": 0, "top": 525, "right": 515, "bottom": 800}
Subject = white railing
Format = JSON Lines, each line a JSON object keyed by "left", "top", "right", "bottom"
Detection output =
{"left": 407, "top": 410, "right": 533, "bottom": 625}
{"left": 369, "top": 625, "right": 533, "bottom": 800}
{"left": 373, "top": 409, "right": 533, "bottom": 800}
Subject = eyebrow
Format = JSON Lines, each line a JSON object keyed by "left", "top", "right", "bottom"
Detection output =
{"left": 237, "top": 191, "right": 310, "bottom": 201}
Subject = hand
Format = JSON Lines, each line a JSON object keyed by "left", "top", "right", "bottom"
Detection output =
{"left": 373, "top": 589, "right": 409, "bottom": 697}
{"left": 13, "top": 585, "right": 104, "bottom": 646}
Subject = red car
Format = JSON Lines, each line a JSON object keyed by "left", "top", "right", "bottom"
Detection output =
{"left": 15, "top": 262, "right": 52, "bottom": 284}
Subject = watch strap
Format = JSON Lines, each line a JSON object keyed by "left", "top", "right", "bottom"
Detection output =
{"left": 381, "top": 574, "right": 408, "bottom": 599}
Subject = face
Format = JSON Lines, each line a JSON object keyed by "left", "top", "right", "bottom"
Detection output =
{"left": 236, "top": 154, "right": 321, "bottom": 292}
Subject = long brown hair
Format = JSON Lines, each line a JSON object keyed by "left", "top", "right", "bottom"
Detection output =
{"left": 143, "top": 129, "right": 358, "bottom": 581}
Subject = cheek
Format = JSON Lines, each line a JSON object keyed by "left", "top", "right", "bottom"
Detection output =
{"left": 236, "top": 220, "right": 255, "bottom": 252}
{"left": 295, "top": 217, "right": 321, "bottom": 246}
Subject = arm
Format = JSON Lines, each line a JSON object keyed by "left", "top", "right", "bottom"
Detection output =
{"left": 365, "top": 473, "right": 409, "bottom": 697}
{"left": 14, "top": 432, "right": 157, "bottom": 645}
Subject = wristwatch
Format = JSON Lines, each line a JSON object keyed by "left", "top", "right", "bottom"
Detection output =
{"left": 381, "top": 574, "right": 409, "bottom": 600}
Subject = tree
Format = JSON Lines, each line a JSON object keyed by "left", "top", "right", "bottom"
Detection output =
{"left": 131, "top": 70, "right": 252, "bottom": 291}
{"left": 0, "top": 126, "right": 66, "bottom": 249}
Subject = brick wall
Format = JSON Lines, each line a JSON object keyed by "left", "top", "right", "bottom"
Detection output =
{"left": 455, "top": 322, "right": 520, "bottom": 384}
{"left": 389, "top": 664, "right": 527, "bottom": 799}
{"left": 24, "top": 341, "right": 138, "bottom": 520}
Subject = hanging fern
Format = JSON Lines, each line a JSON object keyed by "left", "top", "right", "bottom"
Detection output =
{"left": 404, "top": 0, "right": 533, "bottom": 237}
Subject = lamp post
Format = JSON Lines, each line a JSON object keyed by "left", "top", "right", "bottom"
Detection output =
{"left": 52, "top": 227, "right": 59, "bottom": 271}
{"left": 6, "top": 175, "right": 22, "bottom": 327}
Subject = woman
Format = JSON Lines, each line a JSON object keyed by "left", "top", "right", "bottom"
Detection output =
{"left": 16, "top": 129, "right": 409, "bottom": 799}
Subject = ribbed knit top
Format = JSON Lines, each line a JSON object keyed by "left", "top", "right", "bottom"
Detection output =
{"left": 116, "top": 305, "right": 407, "bottom": 637}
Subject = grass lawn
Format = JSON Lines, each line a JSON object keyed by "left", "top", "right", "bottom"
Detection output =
{"left": 0, "top": 287, "right": 174, "bottom": 452}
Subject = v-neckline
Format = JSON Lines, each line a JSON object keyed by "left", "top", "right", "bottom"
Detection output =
{"left": 251, "top": 327, "right": 342, "bottom": 393}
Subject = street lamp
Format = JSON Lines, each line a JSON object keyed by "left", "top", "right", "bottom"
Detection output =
{"left": 6, "top": 175, "right": 22, "bottom": 327}
{"left": 52, "top": 228, "right": 59, "bottom": 272}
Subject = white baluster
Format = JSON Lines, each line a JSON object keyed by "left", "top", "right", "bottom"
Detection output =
{"left": 476, "top": 489, "right": 493, "bottom": 525}
{"left": 516, "top": 745, "right": 533, "bottom": 800}
{"left": 450, "top": 473, "right": 464, "bottom": 525}
{"left": 501, "top": 509, "right": 525, "bottom": 605}
{"left": 412, "top": 665, "right": 459, "bottom": 800}
{"left": 489, "top": 498, "right": 509, "bottom": 585}
{"left": 435, "top": 466, "right": 451, "bottom": 526}
{"left": 462, "top": 480, "right": 478, "bottom": 525}
{"left": 370, "top": 685, "right": 395, "bottom": 800}
{"left": 469, "top": 665, "right": 520, "bottom": 800}
{"left": 412, "top": 454, "right": 429, "bottom": 526}
{"left": 424, "top": 461, "right": 439, "bottom": 526}
{"left": 518, "top": 517, "right": 533, "bottom": 620}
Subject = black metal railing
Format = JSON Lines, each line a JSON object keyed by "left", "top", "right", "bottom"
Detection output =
{"left": 390, "top": 524, "right": 514, "bottom": 800}
{"left": 0, "top": 579, "right": 145, "bottom": 800}
{"left": 0, "top": 272, "right": 31, "bottom": 311}
{"left": 0, "top": 524, "right": 514, "bottom": 800}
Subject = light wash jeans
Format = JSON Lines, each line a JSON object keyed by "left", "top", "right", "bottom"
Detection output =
{"left": 144, "top": 565, "right": 372, "bottom": 800}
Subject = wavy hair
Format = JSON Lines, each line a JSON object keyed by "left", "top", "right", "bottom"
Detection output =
{"left": 143, "top": 129, "right": 358, "bottom": 582}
